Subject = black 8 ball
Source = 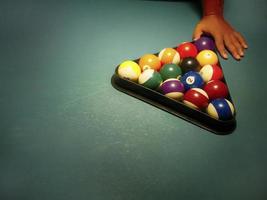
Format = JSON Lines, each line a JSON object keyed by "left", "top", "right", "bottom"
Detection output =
{"left": 180, "top": 57, "right": 200, "bottom": 73}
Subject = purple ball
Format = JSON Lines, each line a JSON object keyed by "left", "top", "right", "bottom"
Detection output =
{"left": 194, "top": 36, "right": 216, "bottom": 51}
{"left": 160, "top": 78, "right": 184, "bottom": 100}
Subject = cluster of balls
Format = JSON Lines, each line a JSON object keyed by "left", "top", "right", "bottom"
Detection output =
{"left": 118, "top": 36, "right": 235, "bottom": 120}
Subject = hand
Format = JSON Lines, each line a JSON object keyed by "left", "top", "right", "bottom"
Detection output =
{"left": 193, "top": 15, "right": 248, "bottom": 60}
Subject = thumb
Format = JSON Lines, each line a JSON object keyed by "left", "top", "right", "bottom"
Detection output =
{"left": 192, "top": 25, "right": 203, "bottom": 41}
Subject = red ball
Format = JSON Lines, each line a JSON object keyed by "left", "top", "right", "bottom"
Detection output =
{"left": 183, "top": 88, "right": 209, "bottom": 109}
{"left": 177, "top": 42, "right": 198, "bottom": 59}
{"left": 204, "top": 80, "right": 229, "bottom": 100}
{"left": 199, "top": 64, "right": 223, "bottom": 83}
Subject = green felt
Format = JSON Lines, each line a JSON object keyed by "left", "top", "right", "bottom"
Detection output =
{"left": 0, "top": 0, "right": 266, "bottom": 199}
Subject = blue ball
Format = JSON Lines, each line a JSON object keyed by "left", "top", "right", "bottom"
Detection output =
{"left": 207, "top": 98, "right": 235, "bottom": 120}
{"left": 180, "top": 71, "right": 204, "bottom": 91}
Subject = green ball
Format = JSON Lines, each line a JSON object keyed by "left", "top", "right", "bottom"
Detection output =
{"left": 159, "top": 64, "right": 182, "bottom": 81}
{"left": 138, "top": 69, "right": 163, "bottom": 90}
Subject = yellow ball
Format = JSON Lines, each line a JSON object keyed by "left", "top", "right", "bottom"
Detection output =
{"left": 118, "top": 60, "right": 141, "bottom": 82}
{"left": 196, "top": 50, "right": 218, "bottom": 66}
{"left": 139, "top": 54, "right": 161, "bottom": 71}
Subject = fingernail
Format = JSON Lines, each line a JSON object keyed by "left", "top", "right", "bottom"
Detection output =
{"left": 236, "top": 55, "right": 241, "bottom": 60}
{"left": 240, "top": 51, "right": 244, "bottom": 56}
{"left": 223, "top": 53, "right": 228, "bottom": 59}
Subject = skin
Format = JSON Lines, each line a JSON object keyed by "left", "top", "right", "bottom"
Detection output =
{"left": 193, "top": 9, "right": 248, "bottom": 60}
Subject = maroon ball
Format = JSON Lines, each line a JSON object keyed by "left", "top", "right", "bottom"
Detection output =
{"left": 204, "top": 80, "right": 229, "bottom": 100}
{"left": 183, "top": 88, "right": 209, "bottom": 109}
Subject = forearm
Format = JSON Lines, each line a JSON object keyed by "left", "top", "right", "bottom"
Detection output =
{"left": 203, "top": 0, "right": 224, "bottom": 16}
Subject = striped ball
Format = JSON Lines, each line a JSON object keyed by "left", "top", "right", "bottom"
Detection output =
{"left": 118, "top": 60, "right": 141, "bottom": 82}
{"left": 207, "top": 98, "right": 235, "bottom": 120}
{"left": 199, "top": 64, "right": 223, "bottom": 83}
{"left": 158, "top": 48, "right": 180, "bottom": 65}
{"left": 160, "top": 78, "right": 184, "bottom": 100}
{"left": 138, "top": 69, "right": 162, "bottom": 90}
{"left": 183, "top": 88, "right": 209, "bottom": 109}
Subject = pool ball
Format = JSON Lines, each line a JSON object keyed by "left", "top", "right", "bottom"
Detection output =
{"left": 180, "top": 57, "right": 200, "bottom": 73}
{"left": 158, "top": 48, "right": 180, "bottom": 65}
{"left": 160, "top": 78, "right": 184, "bottom": 100}
{"left": 159, "top": 64, "right": 182, "bottom": 81}
{"left": 118, "top": 60, "right": 141, "bottom": 82}
{"left": 196, "top": 50, "right": 218, "bottom": 66}
{"left": 204, "top": 80, "right": 229, "bottom": 100}
{"left": 139, "top": 54, "right": 161, "bottom": 71}
{"left": 138, "top": 69, "right": 162, "bottom": 90}
{"left": 194, "top": 36, "right": 216, "bottom": 51}
{"left": 183, "top": 88, "right": 209, "bottom": 109}
{"left": 207, "top": 98, "right": 235, "bottom": 120}
{"left": 180, "top": 71, "right": 204, "bottom": 91}
{"left": 199, "top": 64, "right": 223, "bottom": 83}
{"left": 176, "top": 42, "right": 198, "bottom": 59}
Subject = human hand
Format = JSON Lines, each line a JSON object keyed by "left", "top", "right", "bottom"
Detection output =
{"left": 193, "top": 15, "right": 248, "bottom": 60}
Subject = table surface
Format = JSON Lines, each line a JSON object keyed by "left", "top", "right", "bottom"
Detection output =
{"left": 1, "top": 0, "right": 267, "bottom": 199}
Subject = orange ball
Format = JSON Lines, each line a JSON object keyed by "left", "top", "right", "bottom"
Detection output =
{"left": 158, "top": 48, "right": 180, "bottom": 65}
{"left": 139, "top": 54, "right": 161, "bottom": 71}
{"left": 196, "top": 50, "right": 218, "bottom": 66}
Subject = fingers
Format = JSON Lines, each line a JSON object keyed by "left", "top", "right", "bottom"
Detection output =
{"left": 224, "top": 35, "right": 241, "bottom": 60}
{"left": 214, "top": 35, "right": 228, "bottom": 59}
{"left": 192, "top": 24, "right": 203, "bottom": 41}
{"left": 231, "top": 34, "right": 244, "bottom": 57}
{"left": 234, "top": 32, "right": 248, "bottom": 49}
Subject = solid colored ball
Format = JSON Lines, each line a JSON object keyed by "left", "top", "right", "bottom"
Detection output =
{"left": 183, "top": 88, "right": 209, "bottom": 109}
{"left": 194, "top": 36, "right": 216, "bottom": 51}
{"left": 204, "top": 80, "right": 229, "bottom": 100}
{"left": 180, "top": 57, "right": 200, "bottom": 73}
{"left": 196, "top": 50, "right": 218, "bottom": 66}
{"left": 199, "top": 64, "right": 223, "bottom": 82}
{"left": 207, "top": 98, "right": 235, "bottom": 120}
{"left": 139, "top": 54, "right": 161, "bottom": 71}
{"left": 160, "top": 78, "right": 184, "bottom": 100}
{"left": 180, "top": 71, "right": 204, "bottom": 91}
{"left": 138, "top": 69, "right": 163, "bottom": 90}
{"left": 176, "top": 42, "right": 198, "bottom": 59}
{"left": 158, "top": 48, "right": 180, "bottom": 65}
{"left": 118, "top": 60, "right": 141, "bottom": 82}
{"left": 159, "top": 64, "right": 182, "bottom": 81}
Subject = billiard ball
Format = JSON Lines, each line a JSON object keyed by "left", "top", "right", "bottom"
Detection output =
{"left": 158, "top": 48, "right": 180, "bottom": 65}
{"left": 138, "top": 69, "right": 163, "bottom": 90}
{"left": 199, "top": 64, "right": 223, "bottom": 83}
{"left": 204, "top": 80, "right": 229, "bottom": 100}
{"left": 194, "top": 36, "right": 216, "bottom": 51}
{"left": 139, "top": 54, "right": 161, "bottom": 71}
{"left": 183, "top": 88, "right": 209, "bottom": 109}
{"left": 180, "top": 71, "right": 204, "bottom": 91}
{"left": 160, "top": 78, "right": 184, "bottom": 100}
{"left": 180, "top": 57, "right": 200, "bottom": 73}
{"left": 196, "top": 50, "right": 218, "bottom": 66}
{"left": 207, "top": 98, "right": 235, "bottom": 120}
{"left": 176, "top": 42, "right": 198, "bottom": 59}
{"left": 118, "top": 60, "right": 141, "bottom": 82}
{"left": 159, "top": 64, "right": 182, "bottom": 81}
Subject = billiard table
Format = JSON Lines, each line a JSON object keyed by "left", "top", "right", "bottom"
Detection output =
{"left": 0, "top": 0, "right": 266, "bottom": 199}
